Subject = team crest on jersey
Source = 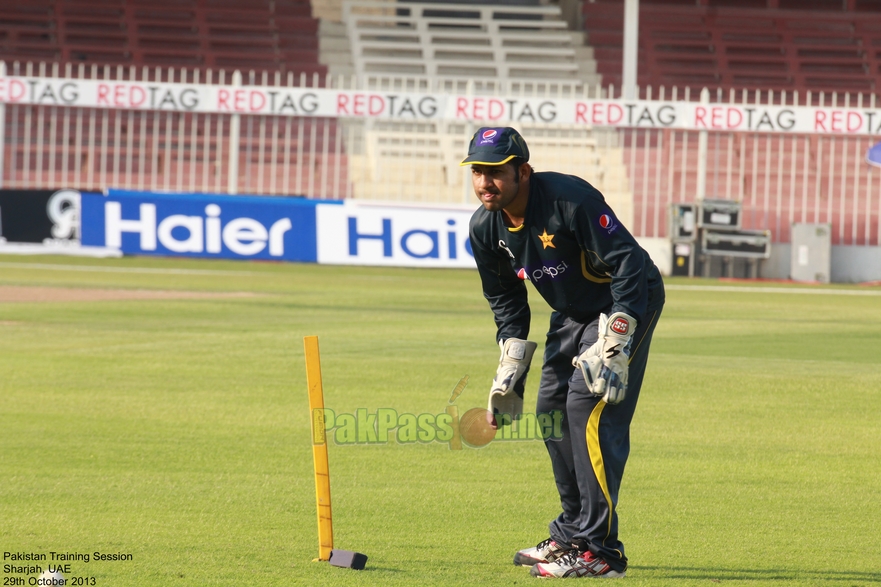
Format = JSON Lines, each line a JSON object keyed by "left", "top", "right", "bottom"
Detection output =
{"left": 598, "top": 213, "right": 619, "bottom": 235}
{"left": 538, "top": 228, "right": 556, "bottom": 249}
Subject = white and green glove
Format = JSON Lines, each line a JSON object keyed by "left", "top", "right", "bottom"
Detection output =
{"left": 488, "top": 338, "right": 537, "bottom": 426}
{"left": 573, "top": 312, "right": 637, "bottom": 405}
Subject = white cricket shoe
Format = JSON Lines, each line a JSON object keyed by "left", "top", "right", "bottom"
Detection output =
{"left": 530, "top": 549, "right": 626, "bottom": 578}
{"left": 514, "top": 538, "right": 574, "bottom": 567}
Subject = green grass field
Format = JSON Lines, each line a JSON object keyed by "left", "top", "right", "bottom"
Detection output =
{"left": 1, "top": 254, "right": 880, "bottom": 586}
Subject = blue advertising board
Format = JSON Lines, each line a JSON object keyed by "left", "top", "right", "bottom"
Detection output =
{"left": 81, "top": 190, "right": 340, "bottom": 262}
{"left": 315, "top": 201, "right": 477, "bottom": 268}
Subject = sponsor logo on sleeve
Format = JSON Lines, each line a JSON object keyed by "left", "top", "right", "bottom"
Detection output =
{"left": 598, "top": 213, "right": 619, "bottom": 235}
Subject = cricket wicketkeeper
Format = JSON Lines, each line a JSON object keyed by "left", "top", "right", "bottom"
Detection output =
{"left": 464, "top": 127, "right": 665, "bottom": 579}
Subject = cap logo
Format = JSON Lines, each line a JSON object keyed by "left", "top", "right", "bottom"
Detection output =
{"left": 478, "top": 129, "right": 500, "bottom": 145}
{"left": 460, "top": 127, "right": 528, "bottom": 166}
{"left": 611, "top": 317, "right": 629, "bottom": 335}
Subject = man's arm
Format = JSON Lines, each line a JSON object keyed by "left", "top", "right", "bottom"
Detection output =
{"left": 567, "top": 192, "right": 651, "bottom": 404}
{"left": 469, "top": 224, "right": 531, "bottom": 342}
{"left": 568, "top": 199, "right": 651, "bottom": 323}
{"left": 470, "top": 219, "right": 535, "bottom": 424}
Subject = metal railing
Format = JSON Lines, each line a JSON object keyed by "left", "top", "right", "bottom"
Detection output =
{"left": 0, "top": 61, "right": 351, "bottom": 199}
{"left": 1, "top": 60, "right": 880, "bottom": 246}
{"left": 624, "top": 87, "right": 881, "bottom": 247}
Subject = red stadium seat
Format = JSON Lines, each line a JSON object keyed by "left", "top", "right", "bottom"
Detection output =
{"left": 0, "top": 0, "right": 344, "bottom": 198}
{"left": 0, "top": 0, "right": 326, "bottom": 76}
{"left": 582, "top": 0, "right": 881, "bottom": 93}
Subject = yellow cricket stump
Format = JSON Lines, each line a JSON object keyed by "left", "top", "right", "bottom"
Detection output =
{"left": 304, "top": 335, "right": 333, "bottom": 562}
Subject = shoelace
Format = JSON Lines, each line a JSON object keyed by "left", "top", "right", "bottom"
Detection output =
{"left": 535, "top": 538, "right": 554, "bottom": 550}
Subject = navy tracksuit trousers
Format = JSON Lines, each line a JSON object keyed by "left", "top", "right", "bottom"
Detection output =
{"left": 535, "top": 307, "right": 662, "bottom": 573}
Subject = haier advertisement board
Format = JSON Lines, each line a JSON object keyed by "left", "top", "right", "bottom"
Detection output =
{"left": 81, "top": 190, "right": 333, "bottom": 262}
{"left": 0, "top": 189, "right": 82, "bottom": 244}
{"left": 81, "top": 190, "right": 478, "bottom": 268}
{"left": 316, "top": 202, "right": 476, "bottom": 268}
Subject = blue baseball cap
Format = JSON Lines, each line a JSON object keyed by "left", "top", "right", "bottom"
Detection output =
{"left": 460, "top": 127, "right": 530, "bottom": 166}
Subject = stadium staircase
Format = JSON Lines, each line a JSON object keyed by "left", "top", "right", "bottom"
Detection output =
{"left": 0, "top": 0, "right": 632, "bottom": 210}
{"left": 341, "top": 0, "right": 596, "bottom": 83}
{"left": 311, "top": 0, "right": 633, "bottom": 215}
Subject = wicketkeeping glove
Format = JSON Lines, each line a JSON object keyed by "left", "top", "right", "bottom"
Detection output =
{"left": 572, "top": 328, "right": 603, "bottom": 391}
{"left": 487, "top": 338, "right": 537, "bottom": 425}
{"left": 574, "top": 312, "right": 637, "bottom": 405}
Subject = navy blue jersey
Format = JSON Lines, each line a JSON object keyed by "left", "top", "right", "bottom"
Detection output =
{"left": 469, "top": 171, "right": 665, "bottom": 342}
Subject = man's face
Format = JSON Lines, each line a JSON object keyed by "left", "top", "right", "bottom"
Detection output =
{"left": 471, "top": 163, "right": 521, "bottom": 212}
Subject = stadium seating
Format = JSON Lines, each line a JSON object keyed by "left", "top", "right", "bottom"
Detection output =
{"left": 0, "top": 0, "right": 343, "bottom": 196}
{"left": 0, "top": 0, "right": 325, "bottom": 75}
{"left": 583, "top": 0, "right": 881, "bottom": 93}
{"left": 336, "top": 1, "right": 634, "bottom": 210}
{"left": 577, "top": 0, "right": 881, "bottom": 245}
{"left": 342, "top": 0, "right": 597, "bottom": 84}
{"left": 347, "top": 120, "right": 633, "bottom": 225}
{"left": 0, "top": 2, "right": 55, "bottom": 63}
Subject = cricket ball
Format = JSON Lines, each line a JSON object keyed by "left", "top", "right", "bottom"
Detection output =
{"left": 458, "top": 408, "right": 497, "bottom": 448}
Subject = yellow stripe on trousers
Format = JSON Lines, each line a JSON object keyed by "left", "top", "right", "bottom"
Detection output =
{"left": 585, "top": 310, "right": 659, "bottom": 556}
{"left": 586, "top": 401, "right": 621, "bottom": 556}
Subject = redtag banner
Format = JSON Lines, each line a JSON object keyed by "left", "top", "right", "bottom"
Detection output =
{"left": 2, "top": 75, "right": 879, "bottom": 135}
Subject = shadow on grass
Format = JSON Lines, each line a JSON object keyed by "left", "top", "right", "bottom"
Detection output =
{"left": 634, "top": 565, "right": 881, "bottom": 583}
